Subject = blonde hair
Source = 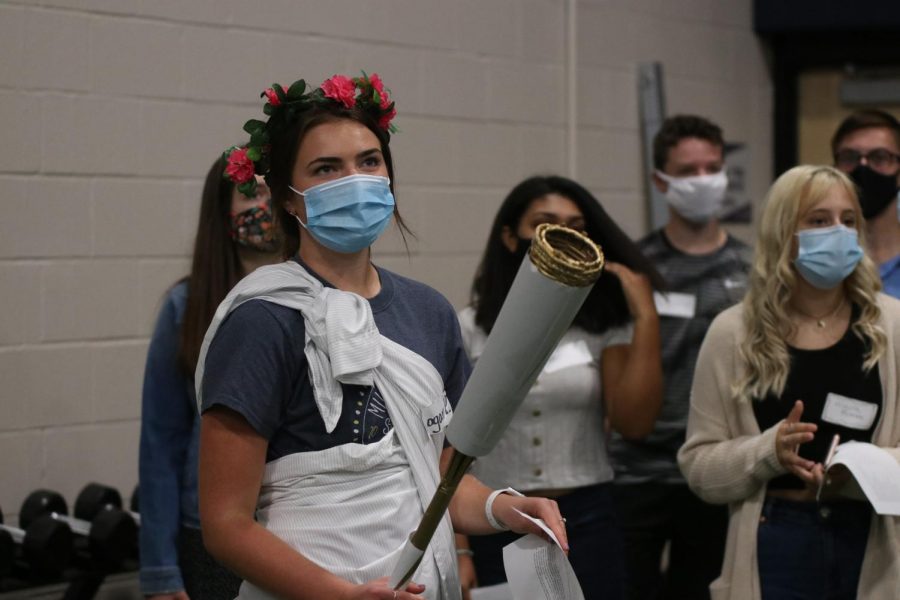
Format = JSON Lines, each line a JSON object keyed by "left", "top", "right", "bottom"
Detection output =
{"left": 736, "top": 165, "right": 885, "bottom": 402}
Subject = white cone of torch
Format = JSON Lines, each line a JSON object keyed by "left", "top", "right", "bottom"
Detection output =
{"left": 390, "top": 223, "right": 604, "bottom": 590}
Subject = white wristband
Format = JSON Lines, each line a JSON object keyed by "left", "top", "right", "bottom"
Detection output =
{"left": 485, "top": 487, "right": 524, "bottom": 531}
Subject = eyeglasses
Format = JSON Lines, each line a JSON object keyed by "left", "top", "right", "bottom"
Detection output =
{"left": 834, "top": 148, "right": 900, "bottom": 171}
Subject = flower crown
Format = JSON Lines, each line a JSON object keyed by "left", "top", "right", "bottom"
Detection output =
{"left": 223, "top": 72, "right": 397, "bottom": 197}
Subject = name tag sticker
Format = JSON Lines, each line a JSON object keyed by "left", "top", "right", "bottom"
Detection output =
{"left": 653, "top": 291, "right": 697, "bottom": 319}
{"left": 542, "top": 339, "right": 593, "bottom": 374}
{"left": 424, "top": 393, "right": 453, "bottom": 435}
{"left": 821, "top": 393, "right": 878, "bottom": 430}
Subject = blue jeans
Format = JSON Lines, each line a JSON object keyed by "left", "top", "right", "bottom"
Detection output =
{"left": 757, "top": 497, "right": 871, "bottom": 600}
{"left": 469, "top": 482, "right": 624, "bottom": 600}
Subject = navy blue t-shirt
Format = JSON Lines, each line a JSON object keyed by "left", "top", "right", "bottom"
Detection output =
{"left": 200, "top": 261, "right": 471, "bottom": 463}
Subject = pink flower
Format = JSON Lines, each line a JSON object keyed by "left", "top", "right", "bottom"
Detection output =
{"left": 321, "top": 75, "right": 357, "bottom": 108}
{"left": 369, "top": 73, "right": 389, "bottom": 105}
{"left": 263, "top": 86, "right": 282, "bottom": 107}
{"left": 378, "top": 105, "right": 397, "bottom": 131}
{"left": 225, "top": 148, "right": 255, "bottom": 184}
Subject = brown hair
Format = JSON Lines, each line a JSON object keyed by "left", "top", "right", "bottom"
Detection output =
{"left": 652, "top": 114, "right": 724, "bottom": 171}
{"left": 177, "top": 156, "right": 244, "bottom": 375}
{"left": 830, "top": 109, "right": 900, "bottom": 155}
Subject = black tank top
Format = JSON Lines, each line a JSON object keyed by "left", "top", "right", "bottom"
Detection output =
{"left": 752, "top": 307, "right": 882, "bottom": 490}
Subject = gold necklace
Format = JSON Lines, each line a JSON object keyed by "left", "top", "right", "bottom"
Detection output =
{"left": 792, "top": 297, "right": 846, "bottom": 329}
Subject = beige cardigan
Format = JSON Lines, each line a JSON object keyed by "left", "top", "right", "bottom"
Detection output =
{"left": 678, "top": 294, "right": 900, "bottom": 600}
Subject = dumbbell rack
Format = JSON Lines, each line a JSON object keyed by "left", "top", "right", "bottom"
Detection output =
{"left": 0, "top": 535, "right": 139, "bottom": 600}
{"left": 2, "top": 485, "right": 141, "bottom": 600}
{"left": 0, "top": 571, "right": 140, "bottom": 600}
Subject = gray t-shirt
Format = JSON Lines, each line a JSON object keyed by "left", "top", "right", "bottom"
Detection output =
{"left": 609, "top": 230, "right": 751, "bottom": 484}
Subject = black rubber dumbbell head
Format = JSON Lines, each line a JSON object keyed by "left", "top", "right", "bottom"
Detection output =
{"left": 0, "top": 529, "right": 13, "bottom": 579}
{"left": 74, "top": 483, "right": 122, "bottom": 522}
{"left": 18, "top": 488, "right": 136, "bottom": 572}
{"left": 23, "top": 515, "right": 73, "bottom": 578}
{"left": 0, "top": 507, "right": 73, "bottom": 580}
{"left": 19, "top": 491, "right": 68, "bottom": 530}
{"left": 0, "top": 504, "right": 11, "bottom": 580}
{"left": 88, "top": 510, "right": 137, "bottom": 571}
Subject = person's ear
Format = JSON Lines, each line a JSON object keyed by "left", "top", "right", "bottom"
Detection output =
{"left": 500, "top": 225, "right": 518, "bottom": 253}
{"left": 652, "top": 172, "right": 668, "bottom": 194}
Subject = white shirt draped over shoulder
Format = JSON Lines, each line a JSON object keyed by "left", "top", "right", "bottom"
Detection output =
{"left": 197, "top": 262, "right": 460, "bottom": 600}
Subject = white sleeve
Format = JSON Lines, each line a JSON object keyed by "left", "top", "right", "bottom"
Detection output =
{"left": 603, "top": 321, "right": 634, "bottom": 348}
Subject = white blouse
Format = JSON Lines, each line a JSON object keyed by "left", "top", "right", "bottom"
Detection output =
{"left": 457, "top": 306, "right": 632, "bottom": 491}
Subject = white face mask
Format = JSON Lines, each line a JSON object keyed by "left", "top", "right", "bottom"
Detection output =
{"left": 656, "top": 170, "right": 728, "bottom": 224}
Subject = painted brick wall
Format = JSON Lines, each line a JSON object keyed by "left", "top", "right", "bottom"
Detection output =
{"left": 0, "top": 0, "right": 770, "bottom": 523}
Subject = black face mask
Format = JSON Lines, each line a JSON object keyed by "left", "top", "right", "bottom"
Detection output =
{"left": 849, "top": 165, "right": 899, "bottom": 219}
{"left": 509, "top": 237, "right": 533, "bottom": 265}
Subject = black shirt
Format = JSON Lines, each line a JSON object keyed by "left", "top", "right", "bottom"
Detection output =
{"left": 753, "top": 308, "right": 882, "bottom": 490}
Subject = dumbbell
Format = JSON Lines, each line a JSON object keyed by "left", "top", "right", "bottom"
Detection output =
{"left": 19, "top": 489, "right": 136, "bottom": 571}
{"left": 0, "top": 504, "right": 72, "bottom": 579}
{"left": 0, "top": 509, "right": 10, "bottom": 579}
{"left": 75, "top": 483, "right": 141, "bottom": 564}
{"left": 75, "top": 483, "right": 141, "bottom": 527}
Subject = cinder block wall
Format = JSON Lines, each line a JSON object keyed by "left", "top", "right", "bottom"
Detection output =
{"left": 0, "top": 0, "right": 770, "bottom": 522}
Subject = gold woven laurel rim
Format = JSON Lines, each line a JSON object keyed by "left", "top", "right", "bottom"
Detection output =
{"left": 529, "top": 223, "right": 604, "bottom": 287}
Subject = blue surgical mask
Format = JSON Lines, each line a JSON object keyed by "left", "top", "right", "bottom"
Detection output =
{"left": 289, "top": 174, "right": 395, "bottom": 254}
{"left": 794, "top": 225, "right": 863, "bottom": 289}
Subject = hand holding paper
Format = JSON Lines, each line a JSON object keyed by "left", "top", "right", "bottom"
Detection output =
{"left": 490, "top": 494, "right": 569, "bottom": 553}
{"left": 502, "top": 510, "right": 584, "bottom": 600}
{"left": 819, "top": 441, "right": 900, "bottom": 515}
{"left": 467, "top": 511, "right": 585, "bottom": 600}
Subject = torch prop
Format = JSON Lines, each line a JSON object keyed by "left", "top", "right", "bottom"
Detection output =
{"left": 390, "top": 223, "right": 604, "bottom": 589}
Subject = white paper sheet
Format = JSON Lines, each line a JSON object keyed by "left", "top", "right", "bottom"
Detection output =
{"left": 498, "top": 510, "right": 584, "bottom": 600}
{"left": 827, "top": 441, "right": 900, "bottom": 515}
{"left": 502, "top": 536, "right": 584, "bottom": 600}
